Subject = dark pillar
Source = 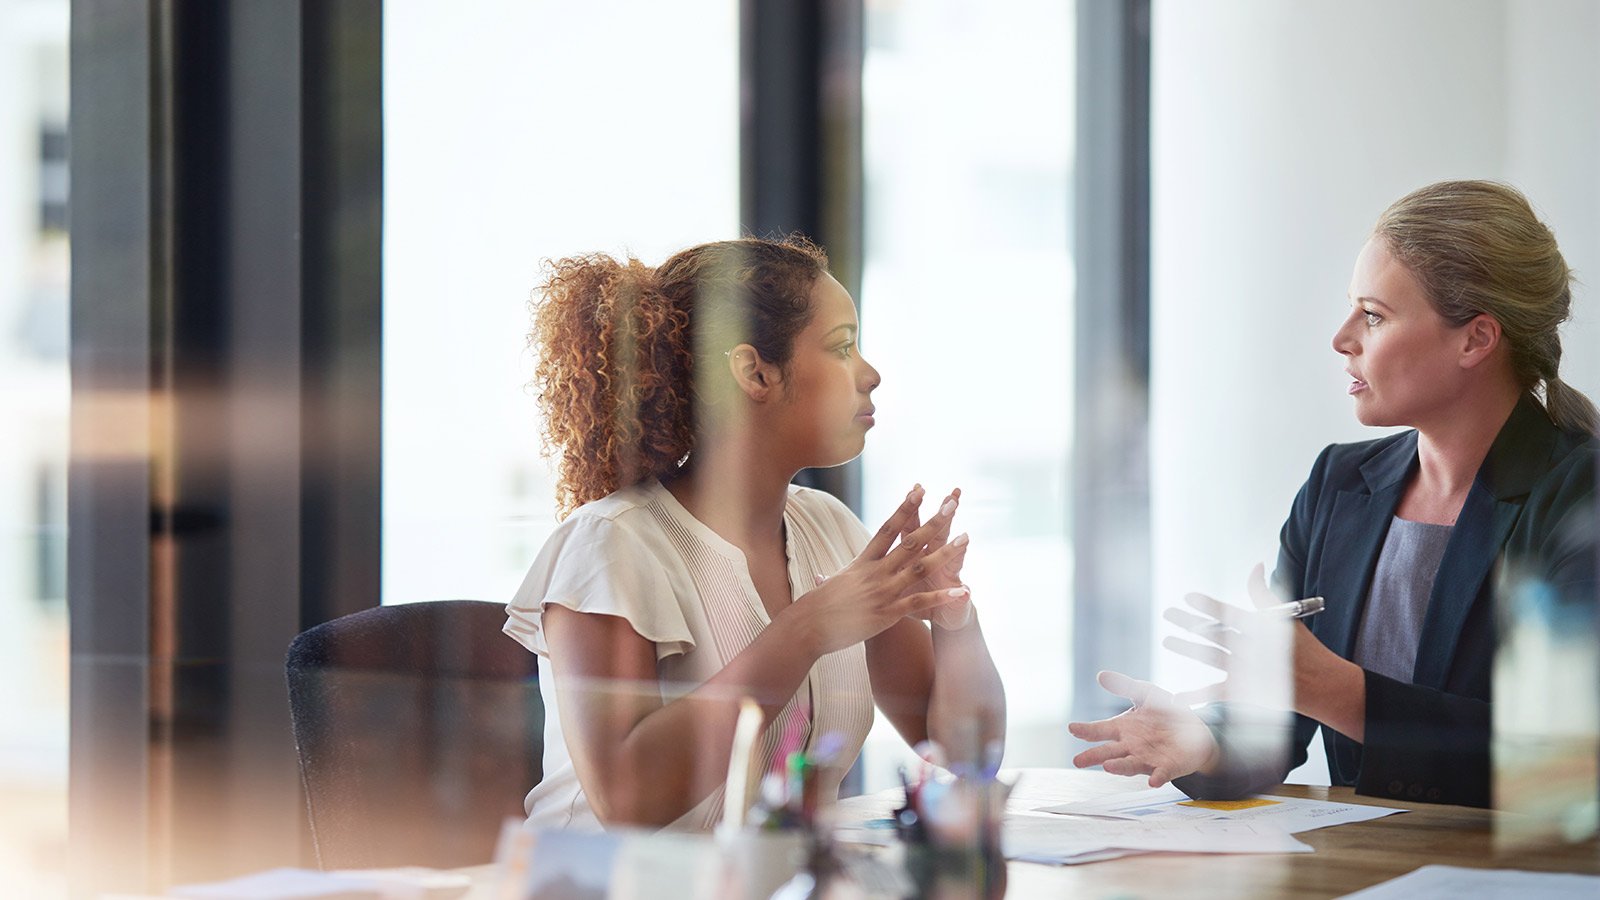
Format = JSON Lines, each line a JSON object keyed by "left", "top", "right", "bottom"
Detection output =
{"left": 742, "top": 0, "right": 865, "bottom": 509}
{"left": 68, "top": 2, "right": 383, "bottom": 893}
{"left": 1072, "top": 0, "right": 1153, "bottom": 721}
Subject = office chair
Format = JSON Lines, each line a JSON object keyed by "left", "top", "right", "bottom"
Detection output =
{"left": 285, "top": 600, "right": 543, "bottom": 870}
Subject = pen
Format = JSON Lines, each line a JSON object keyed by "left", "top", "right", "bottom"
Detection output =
{"left": 1271, "top": 596, "right": 1325, "bottom": 618}
{"left": 1194, "top": 596, "right": 1324, "bottom": 636}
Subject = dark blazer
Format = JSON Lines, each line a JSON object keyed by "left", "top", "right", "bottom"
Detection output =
{"left": 1176, "top": 394, "right": 1597, "bottom": 808}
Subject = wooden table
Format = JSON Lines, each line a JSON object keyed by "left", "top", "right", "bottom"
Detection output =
{"left": 843, "top": 767, "right": 1600, "bottom": 898}
{"left": 465, "top": 768, "right": 1600, "bottom": 898}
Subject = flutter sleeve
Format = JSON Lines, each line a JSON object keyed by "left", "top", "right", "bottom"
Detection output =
{"left": 503, "top": 511, "right": 694, "bottom": 661}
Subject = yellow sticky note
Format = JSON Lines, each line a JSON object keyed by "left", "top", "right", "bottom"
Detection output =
{"left": 1177, "top": 798, "right": 1281, "bottom": 811}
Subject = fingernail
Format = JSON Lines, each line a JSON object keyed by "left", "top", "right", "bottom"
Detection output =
{"left": 947, "top": 587, "right": 969, "bottom": 598}
{"left": 939, "top": 498, "right": 957, "bottom": 517}
{"left": 952, "top": 532, "right": 969, "bottom": 547}
{"left": 908, "top": 485, "right": 924, "bottom": 501}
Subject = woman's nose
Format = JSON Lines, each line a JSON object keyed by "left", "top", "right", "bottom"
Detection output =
{"left": 1331, "top": 316, "right": 1357, "bottom": 356}
{"left": 861, "top": 357, "right": 881, "bottom": 391}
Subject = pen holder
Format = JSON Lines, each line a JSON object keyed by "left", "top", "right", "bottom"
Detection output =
{"left": 894, "top": 776, "right": 1008, "bottom": 899}
{"left": 898, "top": 835, "right": 1005, "bottom": 899}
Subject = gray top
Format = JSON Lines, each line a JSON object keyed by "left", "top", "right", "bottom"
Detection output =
{"left": 1352, "top": 516, "right": 1454, "bottom": 684}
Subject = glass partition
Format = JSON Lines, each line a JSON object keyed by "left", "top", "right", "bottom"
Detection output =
{"left": 859, "top": 0, "right": 1076, "bottom": 789}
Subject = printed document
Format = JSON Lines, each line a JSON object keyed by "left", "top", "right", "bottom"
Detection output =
{"left": 1037, "top": 785, "right": 1406, "bottom": 834}
{"left": 1003, "top": 810, "right": 1312, "bottom": 865}
{"left": 1337, "top": 865, "right": 1600, "bottom": 899}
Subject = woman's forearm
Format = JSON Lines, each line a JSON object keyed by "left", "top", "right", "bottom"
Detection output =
{"left": 1296, "top": 652, "right": 1366, "bottom": 742}
{"left": 925, "top": 610, "right": 1007, "bottom": 762}
{"left": 586, "top": 614, "right": 821, "bottom": 827}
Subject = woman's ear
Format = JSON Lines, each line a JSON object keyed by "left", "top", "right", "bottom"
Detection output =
{"left": 1459, "top": 314, "right": 1503, "bottom": 369}
{"left": 727, "top": 343, "right": 783, "bottom": 401}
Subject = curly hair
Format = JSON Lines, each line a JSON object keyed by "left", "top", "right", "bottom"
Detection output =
{"left": 531, "top": 236, "right": 830, "bottom": 517}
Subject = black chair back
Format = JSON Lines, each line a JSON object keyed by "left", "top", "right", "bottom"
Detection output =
{"left": 285, "top": 600, "right": 542, "bottom": 870}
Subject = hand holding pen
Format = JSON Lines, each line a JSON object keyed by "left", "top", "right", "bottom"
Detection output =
{"left": 1184, "top": 595, "right": 1324, "bottom": 638}
{"left": 1162, "top": 563, "right": 1321, "bottom": 709}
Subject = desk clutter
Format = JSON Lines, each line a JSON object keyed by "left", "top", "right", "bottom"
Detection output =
{"left": 837, "top": 771, "right": 1407, "bottom": 867}
{"left": 1010, "top": 781, "right": 1403, "bottom": 864}
{"left": 489, "top": 769, "right": 1411, "bottom": 897}
{"left": 155, "top": 769, "right": 1600, "bottom": 899}
{"left": 493, "top": 826, "right": 907, "bottom": 900}
{"left": 489, "top": 721, "right": 1010, "bottom": 899}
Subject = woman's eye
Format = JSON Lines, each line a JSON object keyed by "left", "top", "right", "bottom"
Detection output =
{"left": 1363, "top": 310, "right": 1382, "bottom": 326}
{"left": 836, "top": 343, "right": 855, "bottom": 357}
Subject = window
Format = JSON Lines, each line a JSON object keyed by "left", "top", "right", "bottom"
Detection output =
{"left": 859, "top": 0, "right": 1076, "bottom": 788}
{"left": 0, "top": 0, "right": 70, "bottom": 893}
{"left": 382, "top": 0, "right": 741, "bottom": 606}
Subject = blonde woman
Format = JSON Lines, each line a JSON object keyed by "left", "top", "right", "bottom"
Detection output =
{"left": 1071, "top": 181, "right": 1599, "bottom": 808}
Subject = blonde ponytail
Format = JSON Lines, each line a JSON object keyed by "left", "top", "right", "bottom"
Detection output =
{"left": 1543, "top": 376, "right": 1600, "bottom": 436}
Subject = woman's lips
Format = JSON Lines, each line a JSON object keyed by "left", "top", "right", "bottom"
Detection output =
{"left": 1348, "top": 377, "right": 1368, "bottom": 395}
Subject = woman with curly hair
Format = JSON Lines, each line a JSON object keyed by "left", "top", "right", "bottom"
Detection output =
{"left": 503, "top": 236, "right": 1006, "bottom": 830}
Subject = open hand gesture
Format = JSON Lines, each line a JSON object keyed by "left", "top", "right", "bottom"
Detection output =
{"left": 1068, "top": 671, "right": 1220, "bottom": 788}
{"left": 1162, "top": 563, "right": 1336, "bottom": 712}
{"left": 892, "top": 486, "right": 973, "bottom": 629}
{"left": 788, "top": 485, "right": 970, "bottom": 655}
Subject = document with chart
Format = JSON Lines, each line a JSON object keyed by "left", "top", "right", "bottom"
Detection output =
{"left": 1035, "top": 784, "right": 1407, "bottom": 834}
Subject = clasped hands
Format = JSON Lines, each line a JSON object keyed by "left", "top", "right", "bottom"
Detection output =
{"left": 791, "top": 485, "right": 973, "bottom": 657}
{"left": 1068, "top": 563, "right": 1321, "bottom": 787}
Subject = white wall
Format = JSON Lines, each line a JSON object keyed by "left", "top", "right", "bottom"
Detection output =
{"left": 1149, "top": 0, "right": 1600, "bottom": 779}
{"left": 1504, "top": 0, "right": 1600, "bottom": 385}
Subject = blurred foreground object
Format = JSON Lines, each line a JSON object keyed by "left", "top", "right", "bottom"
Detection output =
{"left": 1493, "top": 571, "right": 1599, "bottom": 846}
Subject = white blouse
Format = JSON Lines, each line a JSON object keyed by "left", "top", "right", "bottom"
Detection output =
{"left": 503, "top": 480, "right": 876, "bottom": 832}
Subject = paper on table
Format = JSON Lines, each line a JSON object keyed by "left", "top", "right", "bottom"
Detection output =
{"left": 835, "top": 775, "right": 1316, "bottom": 865}
{"left": 1038, "top": 786, "right": 1406, "bottom": 834}
{"left": 1033, "top": 783, "right": 1191, "bottom": 820}
{"left": 1337, "top": 864, "right": 1600, "bottom": 899}
{"left": 1002, "top": 810, "right": 1312, "bottom": 865}
{"left": 1190, "top": 795, "right": 1404, "bottom": 832}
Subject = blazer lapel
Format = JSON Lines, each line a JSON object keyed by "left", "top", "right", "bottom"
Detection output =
{"left": 1411, "top": 489, "right": 1519, "bottom": 688}
{"left": 1410, "top": 395, "right": 1555, "bottom": 688}
{"left": 1317, "top": 435, "right": 1415, "bottom": 659}
{"left": 1320, "top": 490, "right": 1399, "bottom": 658}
